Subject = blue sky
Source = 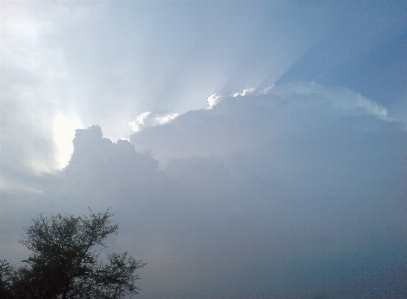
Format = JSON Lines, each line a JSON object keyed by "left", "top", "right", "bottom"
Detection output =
{"left": 1, "top": 1, "right": 407, "bottom": 298}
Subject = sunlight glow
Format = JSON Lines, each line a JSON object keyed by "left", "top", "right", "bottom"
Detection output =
{"left": 52, "top": 114, "right": 82, "bottom": 169}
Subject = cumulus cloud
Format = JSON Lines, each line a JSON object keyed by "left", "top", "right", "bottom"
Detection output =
{"left": 130, "top": 83, "right": 401, "bottom": 165}
{"left": 2, "top": 84, "right": 407, "bottom": 298}
{"left": 129, "top": 83, "right": 406, "bottom": 297}
{"left": 44, "top": 125, "right": 171, "bottom": 209}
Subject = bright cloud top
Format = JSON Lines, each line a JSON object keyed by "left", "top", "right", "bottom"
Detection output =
{"left": 128, "top": 112, "right": 179, "bottom": 132}
{"left": 206, "top": 93, "right": 222, "bottom": 109}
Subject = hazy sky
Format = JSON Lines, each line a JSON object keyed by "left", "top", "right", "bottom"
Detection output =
{"left": 1, "top": 1, "right": 407, "bottom": 298}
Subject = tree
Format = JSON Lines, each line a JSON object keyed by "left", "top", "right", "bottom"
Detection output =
{"left": 0, "top": 209, "right": 145, "bottom": 299}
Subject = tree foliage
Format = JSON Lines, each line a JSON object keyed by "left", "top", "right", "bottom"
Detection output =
{"left": 0, "top": 209, "right": 145, "bottom": 299}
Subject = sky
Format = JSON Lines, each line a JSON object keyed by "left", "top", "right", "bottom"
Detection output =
{"left": 1, "top": 1, "right": 407, "bottom": 298}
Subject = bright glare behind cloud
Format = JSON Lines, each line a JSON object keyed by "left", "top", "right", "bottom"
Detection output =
{"left": 52, "top": 114, "right": 82, "bottom": 169}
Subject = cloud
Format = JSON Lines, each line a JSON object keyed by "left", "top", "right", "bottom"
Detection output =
{"left": 232, "top": 87, "right": 256, "bottom": 97}
{"left": 45, "top": 125, "right": 170, "bottom": 209}
{"left": 2, "top": 83, "right": 406, "bottom": 298}
{"left": 129, "top": 83, "right": 399, "bottom": 166}
{"left": 128, "top": 112, "right": 179, "bottom": 132}
{"left": 122, "top": 83, "right": 405, "bottom": 297}
{"left": 206, "top": 93, "right": 222, "bottom": 109}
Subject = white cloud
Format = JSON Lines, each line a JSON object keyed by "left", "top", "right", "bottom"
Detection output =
{"left": 128, "top": 112, "right": 151, "bottom": 132}
{"left": 232, "top": 87, "right": 255, "bottom": 97}
{"left": 206, "top": 93, "right": 222, "bottom": 109}
{"left": 154, "top": 113, "right": 179, "bottom": 125}
{"left": 129, "top": 112, "right": 179, "bottom": 132}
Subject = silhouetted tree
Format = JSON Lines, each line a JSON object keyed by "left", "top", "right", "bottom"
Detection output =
{"left": 0, "top": 209, "right": 145, "bottom": 299}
